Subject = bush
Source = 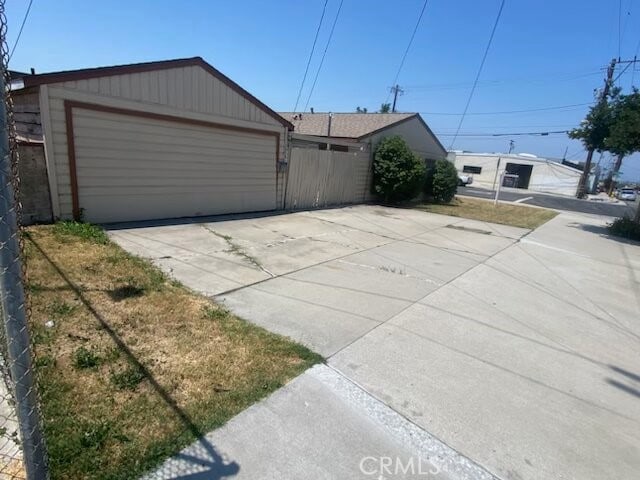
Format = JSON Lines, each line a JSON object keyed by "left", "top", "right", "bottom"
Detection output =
{"left": 608, "top": 216, "right": 640, "bottom": 241}
{"left": 372, "top": 136, "right": 425, "bottom": 203}
{"left": 425, "top": 159, "right": 458, "bottom": 203}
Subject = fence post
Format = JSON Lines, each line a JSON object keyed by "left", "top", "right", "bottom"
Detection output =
{"left": 0, "top": 10, "right": 48, "bottom": 478}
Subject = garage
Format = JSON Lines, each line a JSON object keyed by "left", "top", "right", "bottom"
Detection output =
{"left": 13, "top": 57, "right": 292, "bottom": 223}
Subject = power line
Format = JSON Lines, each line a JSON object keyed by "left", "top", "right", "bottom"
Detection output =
{"left": 404, "top": 69, "right": 601, "bottom": 91}
{"left": 384, "top": 0, "right": 429, "bottom": 104}
{"left": 419, "top": 101, "right": 593, "bottom": 116}
{"left": 448, "top": 0, "right": 506, "bottom": 149}
{"left": 303, "top": 0, "right": 344, "bottom": 112}
{"left": 292, "top": 0, "right": 328, "bottom": 113}
{"left": 437, "top": 130, "right": 569, "bottom": 137}
{"left": 8, "top": 0, "right": 34, "bottom": 61}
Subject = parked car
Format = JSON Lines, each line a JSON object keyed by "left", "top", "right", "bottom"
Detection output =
{"left": 458, "top": 174, "right": 473, "bottom": 186}
{"left": 617, "top": 188, "right": 638, "bottom": 201}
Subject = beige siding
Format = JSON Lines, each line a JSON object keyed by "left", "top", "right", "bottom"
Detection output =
{"left": 72, "top": 108, "right": 277, "bottom": 223}
{"left": 365, "top": 116, "right": 446, "bottom": 161}
{"left": 41, "top": 66, "right": 288, "bottom": 220}
{"left": 59, "top": 66, "right": 281, "bottom": 127}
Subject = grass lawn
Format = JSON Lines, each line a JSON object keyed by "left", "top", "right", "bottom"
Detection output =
{"left": 24, "top": 222, "right": 322, "bottom": 480}
{"left": 414, "top": 196, "right": 558, "bottom": 229}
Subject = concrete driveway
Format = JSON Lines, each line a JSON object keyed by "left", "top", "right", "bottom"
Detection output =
{"left": 110, "top": 205, "right": 640, "bottom": 480}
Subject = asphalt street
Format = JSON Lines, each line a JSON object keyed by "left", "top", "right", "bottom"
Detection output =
{"left": 459, "top": 186, "right": 638, "bottom": 217}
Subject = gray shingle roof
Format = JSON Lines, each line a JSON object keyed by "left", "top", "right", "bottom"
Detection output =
{"left": 279, "top": 112, "right": 416, "bottom": 139}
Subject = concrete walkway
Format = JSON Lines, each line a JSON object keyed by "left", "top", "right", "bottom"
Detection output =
{"left": 110, "top": 206, "right": 640, "bottom": 480}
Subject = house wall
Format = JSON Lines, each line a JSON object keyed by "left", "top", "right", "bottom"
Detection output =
{"left": 17, "top": 143, "right": 52, "bottom": 224}
{"left": 39, "top": 65, "right": 289, "bottom": 219}
{"left": 12, "top": 91, "right": 53, "bottom": 224}
{"left": 364, "top": 116, "right": 446, "bottom": 161}
{"left": 451, "top": 153, "right": 582, "bottom": 196}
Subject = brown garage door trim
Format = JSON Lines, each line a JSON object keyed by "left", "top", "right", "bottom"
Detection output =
{"left": 64, "top": 99, "right": 280, "bottom": 220}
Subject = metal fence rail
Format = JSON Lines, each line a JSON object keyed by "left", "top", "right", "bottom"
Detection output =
{"left": 0, "top": 1, "right": 49, "bottom": 478}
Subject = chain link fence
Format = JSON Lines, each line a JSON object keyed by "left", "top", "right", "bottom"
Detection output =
{"left": 0, "top": 1, "right": 49, "bottom": 478}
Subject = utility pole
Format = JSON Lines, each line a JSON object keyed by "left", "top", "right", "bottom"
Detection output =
{"left": 576, "top": 58, "right": 616, "bottom": 198}
{"left": 390, "top": 84, "right": 404, "bottom": 113}
{"left": 606, "top": 153, "right": 624, "bottom": 195}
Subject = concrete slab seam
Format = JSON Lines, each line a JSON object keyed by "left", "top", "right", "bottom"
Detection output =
{"left": 312, "top": 365, "right": 500, "bottom": 480}
{"left": 212, "top": 217, "right": 473, "bottom": 298}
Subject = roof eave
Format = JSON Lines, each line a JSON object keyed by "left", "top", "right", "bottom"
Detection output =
{"left": 22, "top": 57, "right": 293, "bottom": 130}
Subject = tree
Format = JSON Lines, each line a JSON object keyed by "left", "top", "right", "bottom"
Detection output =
{"left": 372, "top": 136, "right": 425, "bottom": 203}
{"left": 604, "top": 88, "right": 640, "bottom": 221}
{"left": 568, "top": 100, "right": 613, "bottom": 197}
{"left": 356, "top": 106, "right": 368, "bottom": 113}
{"left": 379, "top": 103, "right": 391, "bottom": 113}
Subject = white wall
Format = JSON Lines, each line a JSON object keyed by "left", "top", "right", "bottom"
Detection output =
{"left": 451, "top": 153, "right": 581, "bottom": 196}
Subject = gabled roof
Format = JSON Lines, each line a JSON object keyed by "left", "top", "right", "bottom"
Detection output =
{"left": 20, "top": 57, "right": 293, "bottom": 129}
{"left": 280, "top": 112, "right": 447, "bottom": 156}
{"left": 279, "top": 112, "right": 415, "bottom": 139}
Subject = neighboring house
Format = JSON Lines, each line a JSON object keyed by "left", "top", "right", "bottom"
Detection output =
{"left": 11, "top": 57, "right": 293, "bottom": 224}
{"left": 449, "top": 151, "right": 583, "bottom": 196}
{"left": 279, "top": 112, "right": 447, "bottom": 161}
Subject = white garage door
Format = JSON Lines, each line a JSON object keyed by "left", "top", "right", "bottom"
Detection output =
{"left": 72, "top": 108, "right": 278, "bottom": 223}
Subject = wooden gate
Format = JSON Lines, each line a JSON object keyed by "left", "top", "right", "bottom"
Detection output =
{"left": 284, "top": 140, "right": 372, "bottom": 210}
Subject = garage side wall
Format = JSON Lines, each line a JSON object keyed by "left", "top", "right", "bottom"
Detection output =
{"left": 364, "top": 117, "right": 446, "bottom": 161}
{"left": 41, "top": 66, "right": 288, "bottom": 219}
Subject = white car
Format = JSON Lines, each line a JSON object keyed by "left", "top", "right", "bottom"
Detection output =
{"left": 617, "top": 188, "right": 637, "bottom": 201}
{"left": 458, "top": 174, "right": 473, "bottom": 186}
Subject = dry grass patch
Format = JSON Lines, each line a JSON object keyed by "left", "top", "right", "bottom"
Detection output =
{"left": 25, "top": 223, "right": 321, "bottom": 480}
{"left": 415, "top": 196, "right": 558, "bottom": 230}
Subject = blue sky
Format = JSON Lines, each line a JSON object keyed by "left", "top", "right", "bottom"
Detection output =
{"left": 6, "top": 0, "right": 640, "bottom": 180}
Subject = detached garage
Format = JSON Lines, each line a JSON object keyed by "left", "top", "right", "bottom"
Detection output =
{"left": 12, "top": 57, "right": 292, "bottom": 223}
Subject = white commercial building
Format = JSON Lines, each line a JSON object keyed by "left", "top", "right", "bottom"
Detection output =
{"left": 450, "top": 152, "right": 583, "bottom": 196}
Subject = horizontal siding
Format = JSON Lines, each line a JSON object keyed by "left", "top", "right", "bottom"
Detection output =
{"left": 58, "top": 65, "right": 281, "bottom": 127}
{"left": 68, "top": 107, "right": 277, "bottom": 222}
{"left": 44, "top": 85, "right": 287, "bottom": 219}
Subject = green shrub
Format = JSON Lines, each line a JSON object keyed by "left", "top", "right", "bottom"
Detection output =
{"left": 426, "top": 159, "right": 458, "bottom": 204}
{"left": 608, "top": 216, "right": 640, "bottom": 241}
{"left": 372, "top": 136, "right": 426, "bottom": 203}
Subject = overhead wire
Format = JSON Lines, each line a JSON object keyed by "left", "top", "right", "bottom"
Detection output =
{"left": 419, "top": 101, "right": 593, "bottom": 116}
{"left": 292, "top": 0, "right": 328, "bottom": 113}
{"left": 8, "top": 0, "right": 34, "bottom": 61}
{"left": 384, "top": 0, "right": 429, "bottom": 104}
{"left": 404, "top": 69, "right": 601, "bottom": 92}
{"left": 448, "top": 0, "right": 506, "bottom": 149}
{"left": 303, "top": 0, "right": 344, "bottom": 112}
{"left": 437, "top": 130, "right": 569, "bottom": 137}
